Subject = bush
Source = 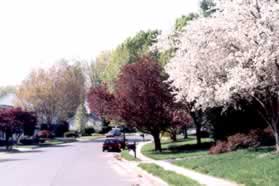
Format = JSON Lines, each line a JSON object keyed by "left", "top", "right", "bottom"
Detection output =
{"left": 19, "top": 136, "right": 39, "bottom": 145}
{"left": 53, "top": 121, "right": 69, "bottom": 137}
{"left": 36, "top": 130, "right": 54, "bottom": 139}
{"left": 83, "top": 127, "right": 95, "bottom": 136}
{"left": 64, "top": 131, "right": 79, "bottom": 138}
{"left": 209, "top": 128, "right": 274, "bottom": 154}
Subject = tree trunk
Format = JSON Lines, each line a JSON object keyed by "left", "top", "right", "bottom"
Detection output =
{"left": 275, "top": 131, "right": 279, "bottom": 152}
{"left": 123, "top": 131, "right": 126, "bottom": 149}
{"left": 196, "top": 123, "right": 201, "bottom": 146}
{"left": 170, "top": 131, "right": 177, "bottom": 142}
{"left": 153, "top": 132, "right": 162, "bottom": 152}
{"left": 184, "top": 128, "right": 188, "bottom": 139}
{"left": 5, "top": 131, "right": 11, "bottom": 151}
{"left": 190, "top": 111, "right": 202, "bottom": 146}
{"left": 273, "top": 124, "right": 279, "bottom": 153}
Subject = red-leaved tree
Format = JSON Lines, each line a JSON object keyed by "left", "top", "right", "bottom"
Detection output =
{"left": 167, "top": 108, "right": 192, "bottom": 142}
{"left": 0, "top": 108, "right": 37, "bottom": 150}
{"left": 87, "top": 84, "right": 116, "bottom": 131}
{"left": 114, "top": 57, "right": 174, "bottom": 151}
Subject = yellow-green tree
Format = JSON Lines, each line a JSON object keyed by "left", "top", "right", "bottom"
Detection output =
{"left": 16, "top": 61, "right": 85, "bottom": 124}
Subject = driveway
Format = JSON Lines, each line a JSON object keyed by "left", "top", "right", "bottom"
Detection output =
{"left": 0, "top": 136, "right": 154, "bottom": 186}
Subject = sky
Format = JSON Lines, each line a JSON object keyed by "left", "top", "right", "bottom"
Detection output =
{"left": 0, "top": 0, "right": 199, "bottom": 86}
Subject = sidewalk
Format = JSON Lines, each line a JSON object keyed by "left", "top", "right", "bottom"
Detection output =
{"left": 112, "top": 154, "right": 168, "bottom": 186}
{"left": 136, "top": 141, "right": 240, "bottom": 186}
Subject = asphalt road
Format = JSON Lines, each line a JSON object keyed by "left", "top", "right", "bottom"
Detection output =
{"left": 0, "top": 135, "right": 152, "bottom": 186}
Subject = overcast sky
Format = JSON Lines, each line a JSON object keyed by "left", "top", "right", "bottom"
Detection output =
{"left": 0, "top": 0, "right": 199, "bottom": 86}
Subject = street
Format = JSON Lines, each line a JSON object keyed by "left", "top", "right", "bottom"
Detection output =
{"left": 0, "top": 136, "right": 153, "bottom": 186}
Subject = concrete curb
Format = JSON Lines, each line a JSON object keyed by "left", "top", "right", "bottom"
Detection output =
{"left": 116, "top": 155, "right": 168, "bottom": 186}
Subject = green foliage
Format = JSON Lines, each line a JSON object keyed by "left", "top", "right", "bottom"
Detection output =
{"left": 74, "top": 104, "right": 87, "bottom": 134}
{"left": 125, "top": 30, "right": 159, "bottom": 64}
{"left": 83, "top": 127, "right": 95, "bottom": 136}
{"left": 157, "top": 49, "right": 175, "bottom": 66}
{"left": 87, "top": 51, "right": 111, "bottom": 88}
{"left": 101, "top": 30, "right": 159, "bottom": 90}
{"left": 139, "top": 163, "right": 201, "bottom": 186}
{"left": 174, "top": 147, "right": 279, "bottom": 186}
{"left": 175, "top": 13, "right": 198, "bottom": 31}
{"left": 101, "top": 45, "right": 129, "bottom": 90}
{"left": 200, "top": 0, "right": 216, "bottom": 17}
{"left": 153, "top": 13, "right": 198, "bottom": 66}
{"left": 0, "top": 86, "right": 16, "bottom": 98}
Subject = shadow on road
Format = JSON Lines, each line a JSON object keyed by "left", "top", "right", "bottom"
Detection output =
{"left": 38, "top": 144, "right": 72, "bottom": 148}
{"left": 0, "top": 149, "right": 44, "bottom": 154}
{"left": 0, "top": 158, "right": 25, "bottom": 163}
{"left": 81, "top": 137, "right": 150, "bottom": 144}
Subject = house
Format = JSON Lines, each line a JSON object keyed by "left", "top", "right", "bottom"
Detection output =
{"left": 0, "top": 93, "right": 16, "bottom": 108}
{"left": 68, "top": 112, "right": 104, "bottom": 133}
{"left": 0, "top": 93, "right": 16, "bottom": 140}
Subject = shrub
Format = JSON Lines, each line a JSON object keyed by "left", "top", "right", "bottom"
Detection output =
{"left": 209, "top": 141, "right": 229, "bottom": 154}
{"left": 36, "top": 130, "right": 54, "bottom": 139}
{"left": 83, "top": 127, "right": 95, "bottom": 136}
{"left": 19, "top": 136, "right": 39, "bottom": 145}
{"left": 53, "top": 121, "right": 69, "bottom": 137}
{"left": 64, "top": 131, "right": 79, "bottom": 138}
{"left": 209, "top": 128, "right": 274, "bottom": 154}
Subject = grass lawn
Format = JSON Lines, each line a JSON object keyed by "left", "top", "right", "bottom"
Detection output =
{"left": 121, "top": 150, "right": 139, "bottom": 161}
{"left": 174, "top": 147, "right": 279, "bottom": 186}
{"left": 78, "top": 134, "right": 104, "bottom": 141}
{"left": 139, "top": 163, "right": 201, "bottom": 186}
{"left": 15, "top": 138, "right": 77, "bottom": 149}
{"left": 44, "top": 139, "right": 64, "bottom": 145}
{"left": 14, "top": 145, "right": 37, "bottom": 149}
{"left": 141, "top": 137, "right": 212, "bottom": 160}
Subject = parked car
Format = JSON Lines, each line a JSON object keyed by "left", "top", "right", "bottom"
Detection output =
{"left": 102, "top": 139, "right": 122, "bottom": 152}
{"left": 0, "top": 139, "right": 14, "bottom": 147}
{"left": 64, "top": 131, "right": 79, "bottom": 138}
{"left": 105, "top": 128, "right": 122, "bottom": 138}
{"left": 36, "top": 130, "right": 55, "bottom": 139}
{"left": 18, "top": 136, "right": 43, "bottom": 145}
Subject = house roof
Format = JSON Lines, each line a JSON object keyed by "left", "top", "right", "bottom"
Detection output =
{"left": 0, "top": 93, "right": 16, "bottom": 107}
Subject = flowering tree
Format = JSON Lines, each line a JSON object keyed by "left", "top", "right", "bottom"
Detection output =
{"left": 115, "top": 57, "right": 174, "bottom": 151}
{"left": 165, "top": 0, "right": 279, "bottom": 151}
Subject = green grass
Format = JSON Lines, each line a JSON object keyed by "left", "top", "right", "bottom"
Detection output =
{"left": 141, "top": 137, "right": 212, "bottom": 160}
{"left": 14, "top": 145, "right": 37, "bottom": 149}
{"left": 44, "top": 139, "right": 64, "bottom": 145}
{"left": 121, "top": 150, "right": 139, "bottom": 161}
{"left": 16, "top": 138, "right": 77, "bottom": 149}
{"left": 78, "top": 134, "right": 104, "bottom": 141}
{"left": 174, "top": 147, "right": 279, "bottom": 186}
{"left": 139, "top": 163, "right": 202, "bottom": 186}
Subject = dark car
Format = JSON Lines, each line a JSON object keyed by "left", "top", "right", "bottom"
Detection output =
{"left": 102, "top": 139, "right": 122, "bottom": 152}
{"left": 105, "top": 128, "right": 122, "bottom": 138}
{"left": 19, "top": 136, "right": 40, "bottom": 145}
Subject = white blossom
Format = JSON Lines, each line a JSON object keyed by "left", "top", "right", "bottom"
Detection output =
{"left": 165, "top": 0, "right": 279, "bottom": 110}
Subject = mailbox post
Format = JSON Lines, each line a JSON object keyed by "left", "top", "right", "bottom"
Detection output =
{"left": 140, "top": 133, "right": 145, "bottom": 141}
{"left": 133, "top": 141, "right": 136, "bottom": 159}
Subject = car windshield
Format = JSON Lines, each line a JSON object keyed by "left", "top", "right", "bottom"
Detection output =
{"left": 104, "top": 139, "right": 112, "bottom": 144}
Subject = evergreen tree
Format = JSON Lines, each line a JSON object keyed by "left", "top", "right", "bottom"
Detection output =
{"left": 74, "top": 104, "right": 87, "bottom": 135}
